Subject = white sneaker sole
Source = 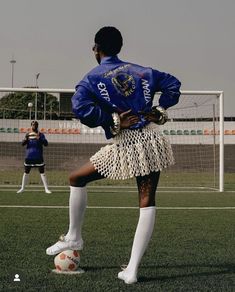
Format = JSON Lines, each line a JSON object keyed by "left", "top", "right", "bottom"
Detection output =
{"left": 118, "top": 270, "right": 137, "bottom": 284}
{"left": 52, "top": 268, "right": 85, "bottom": 275}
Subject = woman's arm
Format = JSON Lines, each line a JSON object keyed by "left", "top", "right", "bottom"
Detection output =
{"left": 72, "top": 84, "right": 114, "bottom": 128}
{"left": 153, "top": 70, "right": 181, "bottom": 109}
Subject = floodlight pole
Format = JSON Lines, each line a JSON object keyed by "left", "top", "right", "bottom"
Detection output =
{"left": 10, "top": 56, "right": 16, "bottom": 88}
{"left": 35, "top": 73, "right": 40, "bottom": 120}
{"left": 44, "top": 93, "right": 46, "bottom": 120}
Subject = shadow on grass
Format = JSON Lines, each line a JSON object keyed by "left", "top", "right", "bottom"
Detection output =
{"left": 138, "top": 262, "right": 235, "bottom": 283}
{"left": 82, "top": 263, "right": 235, "bottom": 283}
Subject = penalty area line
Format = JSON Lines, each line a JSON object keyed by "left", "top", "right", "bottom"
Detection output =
{"left": 0, "top": 205, "right": 235, "bottom": 210}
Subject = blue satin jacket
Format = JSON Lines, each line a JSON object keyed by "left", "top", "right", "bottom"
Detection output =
{"left": 72, "top": 56, "right": 181, "bottom": 139}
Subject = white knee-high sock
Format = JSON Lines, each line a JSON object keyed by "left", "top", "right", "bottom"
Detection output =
{"left": 126, "top": 206, "right": 156, "bottom": 276}
{"left": 20, "top": 173, "right": 29, "bottom": 190}
{"left": 40, "top": 173, "right": 49, "bottom": 191}
{"left": 65, "top": 186, "right": 87, "bottom": 242}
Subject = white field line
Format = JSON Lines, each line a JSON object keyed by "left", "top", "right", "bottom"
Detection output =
{"left": 1, "top": 185, "right": 232, "bottom": 192}
{"left": 1, "top": 189, "right": 233, "bottom": 193}
{"left": 0, "top": 205, "right": 235, "bottom": 210}
{"left": 0, "top": 185, "right": 218, "bottom": 190}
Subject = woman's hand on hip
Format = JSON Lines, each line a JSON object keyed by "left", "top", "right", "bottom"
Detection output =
{"left": 119, "top": 109, "right": 140, "bottom": 129}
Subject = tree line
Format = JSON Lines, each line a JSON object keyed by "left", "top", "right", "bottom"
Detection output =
{"left": 0, "top": 91, "right": 59, "bottom": 119}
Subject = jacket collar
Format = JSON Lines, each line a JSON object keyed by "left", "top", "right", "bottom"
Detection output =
{"left": 100, "top": 56, "right": 121, "bottom": 65}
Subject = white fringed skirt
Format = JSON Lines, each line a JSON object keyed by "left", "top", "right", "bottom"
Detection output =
{"left": 90, "top": 123, "right": 174, "bottom": 180}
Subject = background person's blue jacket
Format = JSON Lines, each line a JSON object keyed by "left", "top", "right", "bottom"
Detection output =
{"left": 24, "top": 132, "right": 48, "bottom": 160}
{"left": 72, "top": 56, "right": 181, "bottom": 139}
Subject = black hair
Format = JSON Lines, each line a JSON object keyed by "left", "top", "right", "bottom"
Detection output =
{"left": 31, "top": 120, "right": 38, "bottom": 126}
{"left": 94, "top": 26, "right": 123, "bottom": 56}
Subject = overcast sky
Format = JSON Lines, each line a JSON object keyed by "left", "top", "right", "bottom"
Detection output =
{"left": 0, "top": 0, "right": 234, "bottom": 115}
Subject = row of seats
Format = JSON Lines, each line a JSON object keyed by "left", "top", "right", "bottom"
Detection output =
{"left": 0, "top": 127, "right": 20, "bottom": 133}
{"left": 44, "top": 128, "right": 81, "bottom": 134}
{"left": 163, "top": 129, "right": 235, "bottom": 135}
{"left": 1, "top": 127, "right": 235, "bottom": 135}
{"left": 22, "top": 128, "right": 81, "bottom": 134}
{"left": 164, "top": 129, "right": 203, "bottom": 135}
{"left": 0, "top": 127, "right": 81, "bottom": 134}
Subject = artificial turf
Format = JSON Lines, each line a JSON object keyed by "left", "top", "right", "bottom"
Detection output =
{"left": 0, "top": 190, "right": 235, "bottom": 291}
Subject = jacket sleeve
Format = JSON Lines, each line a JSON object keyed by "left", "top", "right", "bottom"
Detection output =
{"left": 152, "top": 70, "right": 181, "bottom": 109}
{"left": 22, "top": 133, "right": 29, "bottom": 146}
{"left": 72, "top": 82, "right": 114, "bottom": 128}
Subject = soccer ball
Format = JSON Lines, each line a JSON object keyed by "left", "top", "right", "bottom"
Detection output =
{"left": 28, "top": 132, "right": 38, "bottom": 140}
{"left": 54, "top": 250, "right": 80, "bottom": 272}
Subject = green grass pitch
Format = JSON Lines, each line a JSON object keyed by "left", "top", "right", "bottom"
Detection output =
{"left": 0, "top": 188, "right": 235, "bottom": 291}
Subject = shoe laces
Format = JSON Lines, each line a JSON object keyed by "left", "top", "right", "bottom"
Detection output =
{"left": 120, "top": 264, "right": 127, "bottom": 271}
{"left": 59, "top": 234, "right": 66, "bottom": 241}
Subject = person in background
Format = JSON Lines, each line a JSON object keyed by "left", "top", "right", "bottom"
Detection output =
{"left": 17, "top": 120, "right": 51, "bottom": 194}
{"left": 46, "top": 26, "right": 181, "bottom": 284}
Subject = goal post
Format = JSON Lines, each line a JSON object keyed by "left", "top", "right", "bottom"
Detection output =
{"left": 0, "top": 88, "right": 224, "bottom": 191}
{"left": 154, "top": 90, "right": 224, "bottom": 192}
{"left": 170, "top": 90, "right": 224, "bottom": 192}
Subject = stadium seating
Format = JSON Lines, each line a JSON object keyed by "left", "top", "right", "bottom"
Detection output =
{"left": 163, "top": 129, "right": 169, "bottom": 135}
{"left": 224, "top": 129, "right": 232, "bottom": 135}
{"left": 13, "top": 128, "right": 19, "bottom": 133}
{"left": 20, "top": 128, "right": 27, "bottom": 133}
{"left": 40, "top": 128, "right": 47, "bottom": 133}
{"left": 47, "top": 128, "right": 56, "bottom": 134}
{"left": 2, "top": 126, "right": 234, "bottom": 136}
{"left": 5, "top": 127, "right": 235, "bottom": 136}
{"left": 197, "top": 130, "right": 203, "bottom": 135}
{"left": 70, "top": 129, "right": 80, "bottom": 134}
{"left": 61, "top": 129, "right": 70, "bottom": 134}
{"left": 210, "top": 129, "right": 220, "bottom": 135}
{"left": 7, "top": 128, "right": 13, "bottom": 133}
{"left": 176, "top": 130, "right": 183, "bottom": 135}
{"left": 183, "top": 130, "right": 190, "bottom": 135}
{"left": 203, "top": 129, "right": 210, "bottom": 135}
{"left": 54, "top": 128, "right": 62, "bottom": 134}
{"left": 0, "top": 127, "right": 6, "bottom": 133}
{"left": 160, "top": 129, "right": 208, "bottom": 135}
{"left": 190, "top": 130, "right": 197, "bottom": 135}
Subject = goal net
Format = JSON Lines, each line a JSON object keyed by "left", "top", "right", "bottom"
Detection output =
{"left": 155, "top": 91, "right": 224, "bottom": 191}
{"left": 0, "top": 88, "right": 224, "bottom": 191}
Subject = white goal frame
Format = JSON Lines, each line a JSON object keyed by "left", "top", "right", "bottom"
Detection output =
{"left": 0, "top": 88, "right": 224, "bottom": 192}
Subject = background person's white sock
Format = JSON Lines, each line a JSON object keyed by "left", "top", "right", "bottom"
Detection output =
{"left": 40, "top": 173, "right": 50, "bottom": 192}
{"left": 65, "top": 186, "right": 87, "bottom": 242}
{"left": 18, "top": 173, "right": 29, "bottom": 191}
{"left": 122, "top": 206, "right": 156, "bottom": 280}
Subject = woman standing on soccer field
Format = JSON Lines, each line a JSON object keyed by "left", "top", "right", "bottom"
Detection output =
{"left": 47, "top": 26, "right": 181, "bottom": 284}
{"left": 17, "top": 120, "right": 51, "bottom": 194}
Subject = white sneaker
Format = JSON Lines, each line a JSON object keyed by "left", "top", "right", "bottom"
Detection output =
{"left": 118, "top": 270, "right": 137, "bottom": 284}
{"left": 45, "top": 189, "right": 52, "bottom": 194}
{"left": 46, "top": 235, "right": 83, "bottom": 255}
{"left": 17, "top": 189, "right": 24, "bottom": 194}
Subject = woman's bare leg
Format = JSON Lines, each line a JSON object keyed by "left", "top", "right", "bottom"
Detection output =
{"left": 69, "top": 161, "right": 104, "bottom": 187}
